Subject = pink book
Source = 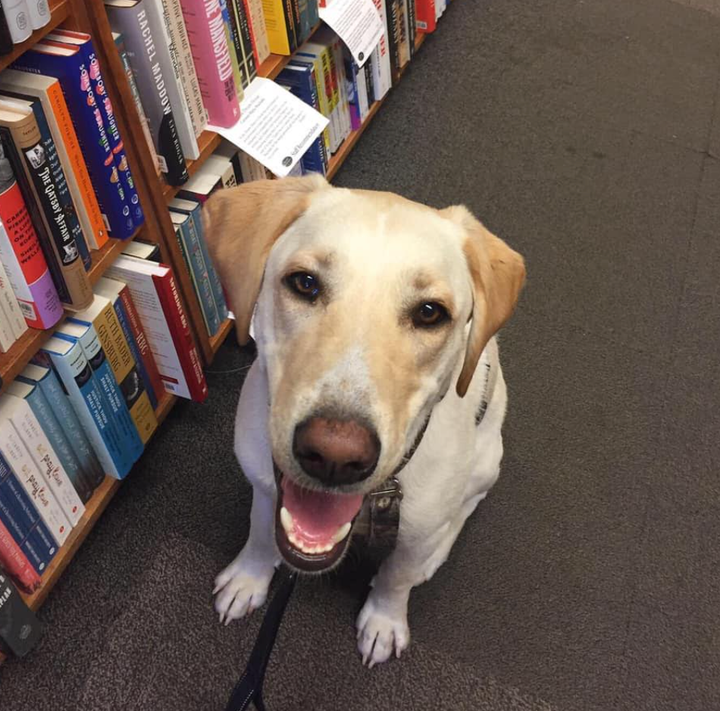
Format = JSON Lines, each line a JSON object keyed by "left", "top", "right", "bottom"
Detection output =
{"left": 178, "top": 0, "right": 241, "bottom": 128}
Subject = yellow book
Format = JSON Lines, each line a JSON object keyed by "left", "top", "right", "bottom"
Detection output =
{"left": 261, "top": 0, "right": 293, "bottom": 55}
{"left": 70, "top": 294, "right": 158, "bottom": 444}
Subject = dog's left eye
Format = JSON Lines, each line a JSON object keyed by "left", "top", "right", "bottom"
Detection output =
{"left": 285, "top": 272, "right": 321, "bottom": 301}
{"left": 413, "top": 302, "right": 449, "bottom": 328}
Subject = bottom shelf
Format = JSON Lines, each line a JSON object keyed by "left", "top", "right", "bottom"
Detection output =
{"left": 208, "top": 317, "right": 235, "bottom": 357}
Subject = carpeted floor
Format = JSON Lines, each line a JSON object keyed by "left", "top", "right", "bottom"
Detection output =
{"left": 3, "top": 0, "right": 720, "bottom": 708}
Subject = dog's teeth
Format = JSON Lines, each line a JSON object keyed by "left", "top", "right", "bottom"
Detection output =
{"left": 280, "top": 506, "right": 294, "bottom": 534}
{"left": 332, "top": 522, "right": 352, "bottom": 544}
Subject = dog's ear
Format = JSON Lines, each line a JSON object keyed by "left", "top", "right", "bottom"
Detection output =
{"left": 203, "top": 175, "right": 330, "bottom": 344}
{"left": 441, "top": 205, "right": 526, "bottom": 397}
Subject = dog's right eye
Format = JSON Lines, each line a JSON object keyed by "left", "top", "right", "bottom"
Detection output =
{"left": 285, "top": 272, "right": 321, "bottom": 301}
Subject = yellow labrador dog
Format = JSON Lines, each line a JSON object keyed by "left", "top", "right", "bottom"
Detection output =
{"left": 204, "top": 175, "right": 525, "bottom": 667}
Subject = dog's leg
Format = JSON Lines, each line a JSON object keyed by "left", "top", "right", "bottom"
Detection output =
{"left": 213, "top": 486, "right": 280, "bottom": 624}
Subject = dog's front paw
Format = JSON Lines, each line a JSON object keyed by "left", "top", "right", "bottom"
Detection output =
{"left": 356, "top": 595, "right": 410, "bottom": 667}
{"left": 213, "top": 556, "right": 275, "bottom": 625}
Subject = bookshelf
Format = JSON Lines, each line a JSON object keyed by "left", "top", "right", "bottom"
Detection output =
{"left": 0, "top": 0, "right": 439, "bottom": 664}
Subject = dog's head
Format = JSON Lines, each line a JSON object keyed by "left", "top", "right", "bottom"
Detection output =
{"left": 204, "top": 176, "right": 525, "bottom": 573}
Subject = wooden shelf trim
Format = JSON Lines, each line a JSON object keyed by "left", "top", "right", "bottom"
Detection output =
{"left": 209, "top": 317, "right": 234, "bottom": 356}
{"left": 0, "top": 0, "right": 70, "bottom": 75}
{"left": 0, "top": 226, "right": 145, "bottom": 395}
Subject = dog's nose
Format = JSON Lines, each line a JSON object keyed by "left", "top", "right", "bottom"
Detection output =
{"left": 293, "top": 417, "right": 380, "bottom": 486}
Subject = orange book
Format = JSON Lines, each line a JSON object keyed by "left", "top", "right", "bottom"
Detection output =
{"left": 0, "top": 69, "right": 109, "bottom": 250}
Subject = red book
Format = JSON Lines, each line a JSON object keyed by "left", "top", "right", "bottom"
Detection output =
{"left": 0, "top": 518, "right": 41, "bottom": 594}
{"left": 106, "top": 255, "right": 208, "bottom": 403}
{"left": 416, "top": 0, "right": 436, "bottom": 33}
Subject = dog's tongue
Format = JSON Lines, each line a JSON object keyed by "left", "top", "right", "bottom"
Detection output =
{"left": 281, "top": 476, "right": 363, "bottom": 543}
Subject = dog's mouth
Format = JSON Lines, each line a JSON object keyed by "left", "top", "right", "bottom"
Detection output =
{"left": 274, "top": 470, "right": 364, "bottom": 573}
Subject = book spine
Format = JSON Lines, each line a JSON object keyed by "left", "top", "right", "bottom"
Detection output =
{"left": 14, "top": 383, "right": 93, "bottom": 503}
{"left": 261, "top": 0, "right": 292, "bottom": 55}
{"left": 104, "top": 1, "right": 189, "bottom": 186}
{"left": 72, "top": 301, "right": 158, "bottom": 445}
{"left": 297, "top": 0, "right": 309, "bottom": 42}
{"left": 0, "top": 297, "right": 15, "bottom": 351}
{"left": 161, "top": 0, "right": 208, "bottom": 136}
{"left": 370, "top": 0, "right": 392, "bottom": 99}
{"left": 415, "top": 0, "right": 435, "bottom": 32}
{"left": 0, "top": 7, "right": 13, "bottom": 56}
{"left": 0, "top": 255, "right": 26, "bottom": 338}
{"left": 243, "top": 0, "right": 269, "bottom": 66}
{"left": 110, "top": 289, "right": 158, "bottom": 410}
{"left": 407, "top": 0, "right": 416, "bottom": 55}
{"left": 3, "top": 0, "right": 31, "bottom": 44}
{"left": 28, "top": 361, "right": 105, "bottom": 489}
{"left": 71, "top": 326, "right": 143, "bottom": 467}
{"left": 5, "top": 110, "right": 93, "bottom": 310}
{"left": 0, "top": 423, "right": 70, "bottom": 544}
{"left": 34, "top": 76, "right": 109, "bottom": 250}
{"left": 19, "top": 94, "right": 92, "bottom": 271}
{"left": 234, "top": 0, "right": 257, "bottom": 83}
{"left": 153, "top": 269, "right": 208, "bottom": 402}
{"left": 0, "top": 517, "right": 40, "bottom": 593}
{"left": 12, "top": 50, "right": 135, "bottom": 240}
{"left": 84, "top": 45, "right": 144, "bottom": 230}
{"left": 25, "top": 0, "right": 48, "bottom": 30}
{"left": 4, "top": 395, "right": 85, "bottom": 526}
{"left": 342, "top": 52, "right": 362, "bottom": 131}
{"left": 114, "top": 34, "right": 162, "bottom": 177}
{"left": 178, "top": 0, "right": 240, "bottom": 127}
{"left": 187, "top": 205, "right": 227, "bottom": 321}
{"left": 0, "top": 488, "right": 46, "bottom": 574}
{"left": 221, "top": 0, "right": 247, "bottom": 94}
{"left": 175, "top": 218, "right": 220, "bottom": 336}
{"left": 307, "top": 0, "right": 318, "bottom": 29}
{"left": 41, "top": 342, "right": 129, "bottom": 480}
{"left": 0, "top": 452, "right": 58, "bottom": 560}
{"left": 116, "top": 284, "right": 165, "bottom": 407}
{"left": 0, "top": 178, "right": 62, "bottom": 329}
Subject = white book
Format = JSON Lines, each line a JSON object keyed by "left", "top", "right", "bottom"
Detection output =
{"left": 0, "top": 394, "right": 85, "bottom": 526}
{"left": 0, "top": 298, "right": 15, "bottom": 352}
{"left": 0, "top": 412, "right": 71, "bottom": 545}
{"left": 25, "top": 0, "right": 49, "bottom": 30}
{"left": 0, "top": 228, "right": 31, "bottom": 341}
{"left": 2, "top": 0, "right": 32, "bottom": 44}
{"left": 369, "top": 0, "right": 392, "bottom": 101}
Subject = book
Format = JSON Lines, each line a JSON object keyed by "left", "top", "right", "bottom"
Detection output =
{"left": 5, "top": 379, "right": 94, "bottom": 503}
{"left": 0, "top": 412, "right": 70, "bottom": 545}
{"left": 176, "top": 0, "right": 240, "bottom": 128}
{"left": 19, "top": 361, "right": 105, "bottom": 490}
{"left": 40, "top": 335, "right": 132, "bottom": 480}
{"left": 290, "top": 55, "right": 331, "bottom": 156}
{"left": 0, "top": 9, "right": 13, "bottom": 57}
{"left": 0, "top": 69, "right": 109, "bottom": 251}
{"left": 232, "top": 0, "right": 257, "bottom": 86}
{"left": 56, "top": 321, "right": 143, "bottom": 469}
{"left": 369, "top": 0, "right": 392, "bottom": 101}
{"left": 2, "top": 0, "right": 31, "bottom": 45}
{"left": 95, "top": 276, "right": 162, "bottom": 410}
{"left": 69, "top": 294, "right": 158, "bottom": 444}
{"left": 0, "top": 294, "right": 16, "bottom": 352}
{"left": 220, "top": 0, "right": 246, "bottom": 99}
{"left": 160, "top": 0, "right": 207, "bottom": 137}
{"left": 104, "top": 0, "right": 189, "bottom": 186}
{"left": 13, "top": 44, "right": 137, "bottom": 240}
{"left": 202, "top": 153, "right": 237, "bottom": 188}
{"left": 113, "top": 32, "right": 162, "bottom": 177}
{"left": 0, "top": 255, "right": 26, "bottom": 343}
{"left": 0, "top": 106, "right": 93, "bottom": 311}
{"left": 105, "top": 255, "right": 208, "bottom": 402}
{"left": 0, "top": 571, "right": 44, "bottom": 656}
{"left": 329, "top": 33, "right": 351, "bottom": 142}
{"left": 170, "top": 210, "right": 220, "bottom": 337}
{"left": 169, "top": 195, "right": 228, "bottom": 322}
{"left": 0, "top": 451, "right": 58, "bottom": 569}
{"left": 0, "top": 517, "right": 40, "bottom": 593}
{"left": 25, "top": 0, "right": 48, "bottom": 30}
{"left": 0, "top": 488, "right": 49, "bottom": 575}
{"left": 243, "top": 0, "right": 269, "bottom": 66}
{"left": 122, "top": 239, "right": 160, "bottom": 261}
{"left": 0, "top": 95, "right": 92, "bottom": 271}
{"left": 261, "top": 0, "right": 296, "bottom": 55}
{"left": 0, "top": 393, "right": 85, "bottom": 526}
{"left": 43, "top": 30, "right": 145, "bottom": 231}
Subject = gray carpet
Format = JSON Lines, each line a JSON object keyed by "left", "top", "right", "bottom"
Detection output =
{"left": 2, "top": 0, "right": 720, "bottom": 708}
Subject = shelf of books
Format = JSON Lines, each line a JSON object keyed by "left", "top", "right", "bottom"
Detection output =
{"left": 0, "top": 0, "right": 455, "bottom": 663}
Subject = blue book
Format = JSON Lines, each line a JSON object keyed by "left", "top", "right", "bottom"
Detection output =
{"left": 0, "top": 451, "right": 58, "bottom": 574}
{"left": 45, "top": 30, "right": 144, "bottom": 231}
{"left": 5, "top": 379, "right": 94, "bottom": 503}
{"left": 21, "top": 361, "right": 105, "bottom": 490}
{"left": 169, "top": 211, "right": 221, "bottom": 337}
{"left": 56, "top": 322, "right": 143, "bottom": 470}
{"left": 279, "top": 64, "right": 328, "bottom": 175}
{"left": 169, "top": 197, "right": 229, "bottom": 323}
{"left": 94, "top": 276, "right": 159, "bottom": 410}
{"left": 40, "top": 335, "right": 131, "bottom": 480}
{"left": 307, "top": 0, "right": 319, "bottom": 31}
{"left": 0, "top": 92, "right": 91, "bottom": 270}
{"left": 13, "top": 43, "right": 135, "bottom": 239}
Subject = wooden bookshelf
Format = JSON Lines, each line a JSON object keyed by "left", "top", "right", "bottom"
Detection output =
{"left": 0, "top": 227, "right": 144, "bottom": 396}
{"left": 0, "top": 0, "right": 70, "bottom": 74}
{"left": 209, "top": 317, "right": 234, "bottom": 356}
